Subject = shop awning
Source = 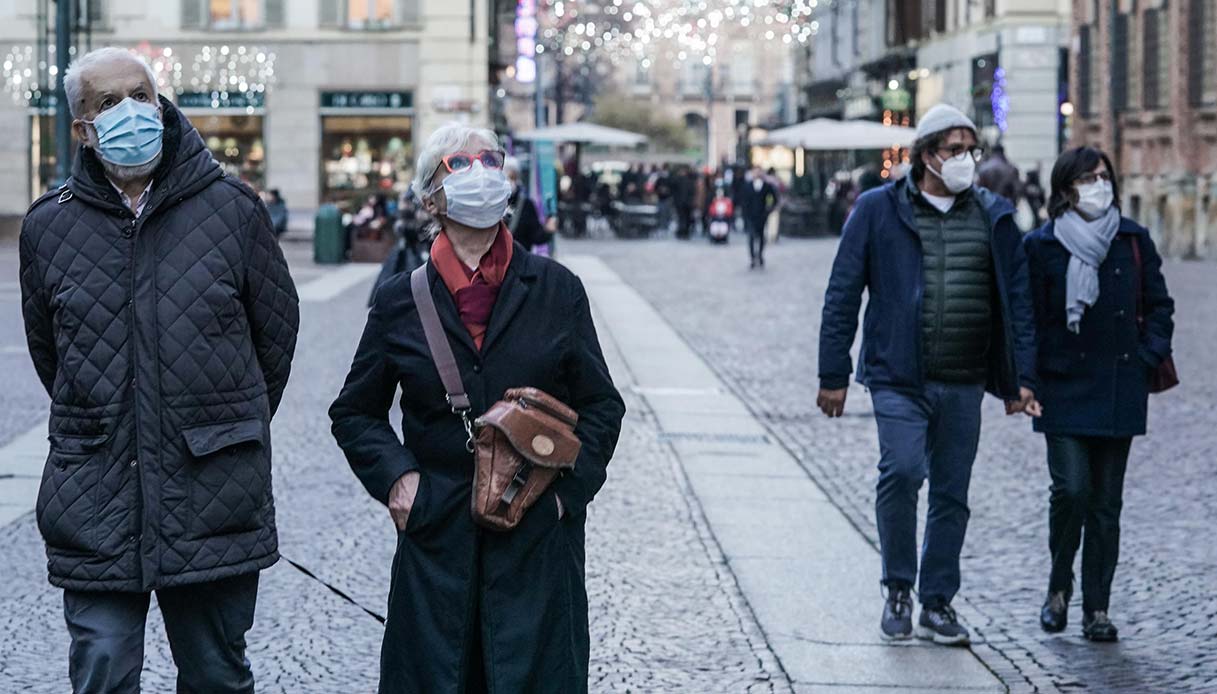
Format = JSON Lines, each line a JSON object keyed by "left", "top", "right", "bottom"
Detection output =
{"left": 762, "top": 118, "right": 916, "bottom": 150}
{"left": 513, "top": 122, "right": 648, "bottom": 146}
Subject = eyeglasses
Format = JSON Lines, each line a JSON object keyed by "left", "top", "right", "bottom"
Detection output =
{"left": 1073, "top": 171, "right": 1112, "bottom": 185}
{"left": 439, "top": 150, "right": 506, "bottom": 175}
{"left": 936, "top": 145, "right": 984, "bottom": 162}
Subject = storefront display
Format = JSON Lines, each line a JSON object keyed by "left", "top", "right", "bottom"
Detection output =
{"left": 319, "top": 91, "right": 414, "bottom": 208}
{"left": 179, "top": 91, "right": 266, "bottom": 191}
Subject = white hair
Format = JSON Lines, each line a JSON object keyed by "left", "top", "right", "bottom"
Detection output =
{"left": 411, "top": 122, "right": 501, "bottom": 197}
{"left": 64, "top": 47, "right": 158, "bottom": 119}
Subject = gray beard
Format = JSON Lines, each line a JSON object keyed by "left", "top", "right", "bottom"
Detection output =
{"left": 97, "top": 150, "right": 162, "bottom": 184}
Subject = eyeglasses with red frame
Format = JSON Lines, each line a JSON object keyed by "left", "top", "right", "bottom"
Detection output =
{"left": 439, "top": 150, "right": 506, "bottom": 175}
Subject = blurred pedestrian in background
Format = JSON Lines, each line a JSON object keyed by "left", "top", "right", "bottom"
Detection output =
{"left": 673, "top": 165, "right": 696, "bottom": 239}
{"left": 740, "top": 165, "right": 778, "bottom": 268}
{"left": 265, "top": 188, "right": 288, "bottom": 237}
{"left": 977, "top": 143, "right": 1022, "bottom": 205}
{"left": 503, "top": 155, "right": 550, "bottom": 252}
{"left": 331, "top": 122, "right": 625, "bottom": 693}
{"left": 1023, "top": 169, "right": 1047, "bottom": 227}
{"left": 1024, "top": 146, "right": 1175, "bottom": 643}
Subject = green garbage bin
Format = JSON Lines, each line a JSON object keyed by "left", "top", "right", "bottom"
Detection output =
{"left": 314, "top": 204, "right": 346, "bottom": 264}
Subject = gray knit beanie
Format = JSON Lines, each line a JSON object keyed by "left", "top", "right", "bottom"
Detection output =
{"left": 915, "top": 104, "right": 977, "bottom": 141}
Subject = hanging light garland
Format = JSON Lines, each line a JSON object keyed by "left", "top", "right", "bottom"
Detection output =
{"left": 186, "top": 44, "right": 277, "bottom": 99}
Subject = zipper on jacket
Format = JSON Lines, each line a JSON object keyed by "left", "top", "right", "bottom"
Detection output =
{"left": 124, "top": 209, "right": 147, "bottom": 569}
{"left": 933, "top": 214, "right": 947, "bottom": 377}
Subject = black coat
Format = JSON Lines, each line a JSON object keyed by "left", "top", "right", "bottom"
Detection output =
{"left": 1024, "top": 218, "right": 1174, "bottom": 437}
{"left": 18, "top": 98, "right": 299, "bottom": 591}
{"left": 330, "top": 247, "right": 625, "bottom": 693}
{"left": 738, "top": 180, "right": 778, "bottom": 229}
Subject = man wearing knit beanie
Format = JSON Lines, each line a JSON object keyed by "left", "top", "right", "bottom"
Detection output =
{"left": 816, "top": 101, "right": 1039, "bottom": 646}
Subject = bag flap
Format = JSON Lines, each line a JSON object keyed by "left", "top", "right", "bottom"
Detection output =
{"left": 504, "top": 387, "right": 578, "bottom": 427}
{"left": 181, "top": 418, "right": 265, "bottom": 457}
{"left": 476, "top": 401, "right": 581, "bottom": 469}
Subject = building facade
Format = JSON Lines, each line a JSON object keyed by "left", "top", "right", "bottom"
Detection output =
{"left": 1071, "top": 0, "right": 1217, "bottom": 258}
{"left": 0, "top": 0, "right": 491, "bottom": 220}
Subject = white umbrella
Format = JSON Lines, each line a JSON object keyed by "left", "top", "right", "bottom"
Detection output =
{"left": 514, "top": 122, "right": 648, "bottom": 146}
{"left": 763, "top": 118, "right": 916, "bottom": 150}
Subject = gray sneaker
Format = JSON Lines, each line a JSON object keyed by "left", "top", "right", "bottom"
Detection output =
{"left": 916, "top": 604, "right": 971, "bottom": 646}
{"left": 880, "top": 585, "right": 914, "bottom": 641}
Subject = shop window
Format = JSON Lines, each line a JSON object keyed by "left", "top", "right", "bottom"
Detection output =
{"left": 321, "top": 115, "right": 414, "bottom": 208}
{"left": 192, "top": 113, "right": 266, "bottom": 190}
{"left": 1078, "top": 25, "right": 1093, "bottom": 116}
{"left": 1143, "top": 4, "right": 1169, "bottom": 110}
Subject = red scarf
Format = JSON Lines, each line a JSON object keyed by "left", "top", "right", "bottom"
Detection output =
{"left": 430, "top": 225, "right": 515, "bottom": 350}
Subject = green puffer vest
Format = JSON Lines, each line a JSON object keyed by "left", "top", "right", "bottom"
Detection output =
{"left": 912, "top": 186, "right": 993, "bottom": 383}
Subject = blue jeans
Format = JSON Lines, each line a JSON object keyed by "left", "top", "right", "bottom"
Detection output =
{"left": 872, "top": 382, "right": 984, "bottom": 607}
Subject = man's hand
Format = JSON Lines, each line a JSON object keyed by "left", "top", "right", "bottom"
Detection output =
{"left": 388, "top": 471, "right": 421, "bottom": 531}
{"left": 817, "top": 388, "right": 848, "bottom": 418}
{"left": 1005, "top": 387, "right": 1042, "bottom": 417}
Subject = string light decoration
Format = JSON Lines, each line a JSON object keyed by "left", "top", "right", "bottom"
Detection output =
{"left": 2, "top": 44, "right": 53, "bottom": 106}
{"left": 187, "top": 45, "right": 277, "bottom": 103}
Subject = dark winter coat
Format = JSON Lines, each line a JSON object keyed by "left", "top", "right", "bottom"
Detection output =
{"left": 1024, "top": 218, "right": 1174, "bottom": 437}
{"left": 819, "top": 177, "right": 1037, "bottom": 400}
{"left": 329, "top": 247, "right": 625, "bottom": 694}
{"left": 18, "top": 97, "right": 299, "bottom": 592}
{"left": 738, "top": 180, "right": 778, "bottom": 230}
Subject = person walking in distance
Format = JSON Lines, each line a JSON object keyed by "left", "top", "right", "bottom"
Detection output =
{"left": 816, "top": 104, "right": 1039, "bottom": 646}
{"left": 18, "top": 47, "right": 299, "bottom": 692}
{"left": 1025, "top": 147, "right": 1175, "bottom": 642}
{"left": 740, "top": 165, "right": 778, "bottom": 268}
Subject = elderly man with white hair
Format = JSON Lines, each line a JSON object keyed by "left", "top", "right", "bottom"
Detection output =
{"left": 18, "top": 47, "right": 298, "bottom": 692}
{"left": 330, "top": 123, "right": 625, "bottom": 693}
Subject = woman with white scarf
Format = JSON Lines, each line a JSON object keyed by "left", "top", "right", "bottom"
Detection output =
{"left": 1023, "top": 147, "right": 1175, "bottom": 643}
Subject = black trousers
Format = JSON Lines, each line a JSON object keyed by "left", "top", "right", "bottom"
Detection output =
{"left": 747, "top": 218, "right": 766, "bottom": 262}
{"left": 62, "top": 572, "right": 260, "bottom": 694}
{"left": 1045, "top": 435, "right": 1131, "bottom": 613}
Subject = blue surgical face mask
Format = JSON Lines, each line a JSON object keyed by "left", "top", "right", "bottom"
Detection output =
{"left": 83, "top": 98, "right": 164, "bottom": 167}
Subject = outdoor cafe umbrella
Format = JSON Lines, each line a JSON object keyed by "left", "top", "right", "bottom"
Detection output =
{"left": 762, "top": 118, "right": 916, "bottom": 150}
{"left": 513, "top": 122, "right": 649, "bottom": 146}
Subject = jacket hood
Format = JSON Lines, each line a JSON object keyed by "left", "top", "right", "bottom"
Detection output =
{"left": 887, "top": 176, "right": 1015, "bottom": 232}
{"left": 69, "top": 95, "right": 223, "bottom": 213}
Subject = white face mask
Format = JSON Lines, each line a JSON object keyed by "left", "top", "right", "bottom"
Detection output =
{"left": 1075, "top": 179, "right": 1114, "bottom": 217}
{"left": 435, "top": 160, "right": 512, "bottom": 230}
{"left": 929, "top": 152, "right": 976, "bottom": 194}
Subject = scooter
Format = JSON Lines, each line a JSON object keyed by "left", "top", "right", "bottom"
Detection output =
{"left": 707, "top": 192, "right": 733, "bottom": 244}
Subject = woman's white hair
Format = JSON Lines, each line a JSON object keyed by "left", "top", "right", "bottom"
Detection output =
{"left": 411, "top": 122, "right": 501, "bottom": 197}
{"left": 64, "top": 47, "right": 158, "bottom": 119}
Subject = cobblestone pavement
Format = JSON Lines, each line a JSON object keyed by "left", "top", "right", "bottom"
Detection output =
{"left": 0, "top": 239, "right": 786, "bottom": 692}
{"left": 583, "top": 235, "right": 1217, "bottom": 693}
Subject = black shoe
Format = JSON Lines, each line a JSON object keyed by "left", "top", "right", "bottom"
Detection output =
{"left": 916, "top": 604, "right": 971, "bottom": 646}
{"left": 1082, "top": 611, "right": 1119, "bottom": 642}
{"left": 880, "top": 585, "right": 914, "bottom": 641}
{"left": 1040, "top": 591, "right": 1069, "bottom": 633}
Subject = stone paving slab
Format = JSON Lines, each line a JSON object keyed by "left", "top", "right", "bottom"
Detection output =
{"left": 566, "top": 254, "right": 1005, "bottom": 693}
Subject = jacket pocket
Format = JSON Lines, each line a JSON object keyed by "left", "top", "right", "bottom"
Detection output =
{"left": 182, "top": 418, "right": 269, "bottom": 538}
{"left": 36, "top": 432, "right": 111, "bottom": 554}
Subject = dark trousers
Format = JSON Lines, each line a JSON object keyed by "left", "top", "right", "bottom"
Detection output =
{"left": 747, "top": 218, "right": 766, "bottom": 263}
{"left": 1045, "top": 435, "right": 1131, "bottom": 613}
{"left": 63, "top": 572, "right": 260, "bottom": 694}
{"left": 872, "top": 382, "right": 984, "bottom": 607}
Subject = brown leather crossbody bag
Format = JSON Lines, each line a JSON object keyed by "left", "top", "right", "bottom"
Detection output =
{"left": 410, "top": 266, "right": 581, "bottom": 531}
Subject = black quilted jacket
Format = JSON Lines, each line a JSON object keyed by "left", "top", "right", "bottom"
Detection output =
{"left": 18, "top": 98, "right": 299, "bottom": 591}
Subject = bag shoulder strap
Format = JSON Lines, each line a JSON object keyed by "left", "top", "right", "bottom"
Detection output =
{"left": 1129, "top": 234, "right": 1145, "bottom": 327}
{"left": 410, "top": 265, "right": 471, "bottom": 412}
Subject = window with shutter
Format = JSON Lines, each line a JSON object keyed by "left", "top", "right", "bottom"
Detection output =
{"left": 398, "top": 0, "right": 419, "bottom": 23}
{"left": 265, "top": 0, "right": 284, "bottom": 27}
{"left": 182, "top": 0, "right": 204, "bottom": 28}
{"left": 1078, "top": 25, "right": 1093, "bottom": 116}
{"left": 1112, "top": 13, "right": 1129, "bottom": 111}
{"left": 1189, "top": 0, "right": 1216, "bottom": 104}
{"left": 1143, "top": 8, "right": 1161, "bottom": 109}
{"left": 320, "top": 0, "right": 343, "bottom": 27}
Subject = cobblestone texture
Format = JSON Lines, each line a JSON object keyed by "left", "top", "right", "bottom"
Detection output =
{"left": 585, "top": 236, "right": 1217, "bottom": 693}
{"left": 0, "top": 239, "right": 786, "bottom": 692}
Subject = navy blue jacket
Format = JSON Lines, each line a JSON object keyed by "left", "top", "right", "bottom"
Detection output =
{"left": 1023, "top": 218, "right": 1174, "bottom": 437}
{"left": 818, "top": 178, "right": 1037, "bottom": 400}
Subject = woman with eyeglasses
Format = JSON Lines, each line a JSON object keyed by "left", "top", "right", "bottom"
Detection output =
{"left": 1023, "top": 147, "right": 1174, "bottom": 642}
{"left": 330, "top": 123, "right": 625, "bottom": 692}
